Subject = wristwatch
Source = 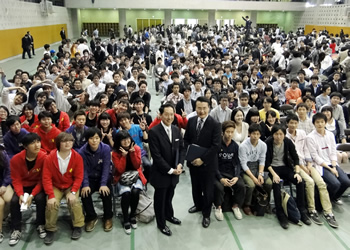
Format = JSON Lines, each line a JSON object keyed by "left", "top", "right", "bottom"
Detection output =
{"left": 71, "top": 191, "right": 76, "bottom": 195}
{"left": 259, "top": 172, "right": 264, "bottom": 177}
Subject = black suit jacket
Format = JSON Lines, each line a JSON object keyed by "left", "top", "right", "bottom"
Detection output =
{"left": 175, "top": 99, "right": 196, "bottom": 116}
{"left": 184, "top": 115, "right": 221, "bottom": 172}
{"left": 149, "top": 124, "right": 185, "bottom": 188}
{"left": 330, "top": 80, "right": 343, "bottom": 94}
{"left": 309, "top": 85, "right": 322, "bottom": 97}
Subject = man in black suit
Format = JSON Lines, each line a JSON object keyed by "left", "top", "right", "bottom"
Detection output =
{"left": 184, "top": 96, "right": 221, "bottom": 228}
{"left": 21, "top": 33, "right": 31, "bottom": 59}
{"left": 60, "top": 27, "right": 66, "bottom": 40}
{"left": 149, "top": 103, "right": 185, "bottom": 236}
{"left": 329, "top": 71, "right": 343, "bottom": 94}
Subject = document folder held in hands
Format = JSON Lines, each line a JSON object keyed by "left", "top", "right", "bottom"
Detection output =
{"left": 186, "top": 144, "right": 208, "bottom": 163}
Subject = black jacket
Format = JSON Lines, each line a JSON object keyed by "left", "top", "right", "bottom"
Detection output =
{"left": 265, "top": 137, "right": 299, "bottom": 170}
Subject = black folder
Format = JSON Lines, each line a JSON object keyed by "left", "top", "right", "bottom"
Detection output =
{"left": 186, "top": 144, "right": 208, "bottom": 162}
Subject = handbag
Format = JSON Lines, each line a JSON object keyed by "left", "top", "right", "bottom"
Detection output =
{"left": 119, "top": 170, "right": 139, "bottom": 186}
{"left": 254, "top": 185, "right": 269, "bottom": 217}
{"left": 135, "top": 190, "right": 155, "bottom": 223}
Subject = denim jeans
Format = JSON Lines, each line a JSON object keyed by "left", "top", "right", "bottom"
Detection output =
{"left": 322, "top": 165, "right": 350, "bottom": 201}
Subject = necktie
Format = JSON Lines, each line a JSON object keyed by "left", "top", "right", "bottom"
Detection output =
{"left": 166, "top": 128, "right": 171, "bottom": 142}
{"left": 196, "top": 119, "right": 204, "bottom": 138}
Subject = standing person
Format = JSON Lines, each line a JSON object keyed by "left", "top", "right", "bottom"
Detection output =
{"left": 8, "top": 133, "right": 47, "bottom": 246}
{"left": 60, "top": 27, "right": 66, "bottom": 40}
{"left": 79, "top": 128, "right": 113, "bottom": 232}
{"left": 184, "top": 96, "right": 221, "bottom": 228}
{"left": 148, "top": 103, "right": 185, "bottom": 236}
{"left": 242, "top": 16, "right": 252, "bottom": 40}
{"left": 27, "top": 31, "right": 35, "bottom": 56}
{"left": 42, "top": 132, "right": 85, "bottom": 245}
{"left": 21, "top": 33, "right": 31, "bottom": 59}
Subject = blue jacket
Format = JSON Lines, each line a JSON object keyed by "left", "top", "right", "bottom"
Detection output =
{"left": 66, "top": 125, "right": 88, "bottom": 150}
{"left": 0, "top": 151, "right": 11, "bottom": 187}
{"left": 3, "top": 128, "right": 28, "bottom": 159}
{"left": 78, "top": 142, "right": 111, "bottom": 188}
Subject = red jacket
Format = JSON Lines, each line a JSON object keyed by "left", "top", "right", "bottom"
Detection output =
{"left": 34, "top": 125, "right": 61, "bottom": 154}
{"left": 106, "top": 109, "right": 118, "bottom": 127}
{"left": 112, "top": 145, "right": 147, "bottom": 185}
{"left": 20, "top": 115, "right": 40, "bottom": 132}
{"left": 57, "top": 111, "right": 70, "bottom": 132}
{"left": 42, "top": 149, "right": 84, "bottom": 199}
{"left": 148, "top": 113, "right": 188, "bottom": 130}
{"left": 10, "top": 149, "right": 47, "bottom": 197}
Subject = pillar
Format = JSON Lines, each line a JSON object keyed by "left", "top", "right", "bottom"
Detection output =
{"left": 164, "top": 9, "right": 172, "bottom": 37}
{"left": 250, "top": 11, "right": 257, "bottom": 29}
{"left": 119, "top": 9, "right": 126, "bottom": 38}
{"left": 208, "top": 10, "right": 216, "bottom": 29}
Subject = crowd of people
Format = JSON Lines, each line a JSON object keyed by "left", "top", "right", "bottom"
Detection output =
{"left": 1, "top": 19, "right": 350, "bottom": 246}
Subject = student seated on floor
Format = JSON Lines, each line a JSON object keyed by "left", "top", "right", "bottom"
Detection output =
{"left": 9, "top": 133, "right": 47, "bottom": 246}
{"left": 79, "top": 127, "right": 113, "bottom": 233}
{"left": 286, "top": 114, "right": 338, "bottom": 228}
{"left": 266, "top": 124, "right": 311, "bottom": 229}
{"left": 306, "top": 113, "right": 350, "bottom": 205}
{"left": 214, "top": 121, "right": 245, "bottom": 221}
{"left": 66, "top": 110, "right": 88, "bottom": 150}
{"left": 3, "top": 115, "right": 28, "bottom": 159}
{"left": 42, "top": 132, "right": 85, "bottom": 245}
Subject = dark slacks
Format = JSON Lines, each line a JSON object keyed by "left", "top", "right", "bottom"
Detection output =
{"left": 154, "top": 185, "right": 176, "bottom": 229}
{"left": 189, "top": 166, "right": 215, "bottom": 218}
{"left": 81, "top": 178, "right": 113, "bottom": 222}
{"left": 22, "top": 47, "right": 31, "bottom": 59}
{"left": 11, "top": 186, "right": 46, "bottom": 231}
{"left": 214, "top": 177, "right": 245, "bottom": 208}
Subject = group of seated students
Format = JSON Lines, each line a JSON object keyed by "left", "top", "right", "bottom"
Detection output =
{"left": 1, "top": 22, "right": 350, "bottom": 246}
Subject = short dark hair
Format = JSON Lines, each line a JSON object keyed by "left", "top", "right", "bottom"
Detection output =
{"left": 271, "top": 124, "right": 286, "bottom": 136}
{"left": 231, "top": 108, "right": 244, "bottom": 122}
{"left": 38, "top": 111, "right": 53, "bottom": 121}
{"left": 239, "top": 92, "right": 249, "bottom": 100}
{"left": 133, "top": 98, "right": 145, "bottom": 105}
{"left": 15, "top": 92, "right": 27, "bottom": 104}
{"left": 312, "top": 112, "right": 327, "bottom": 124}
{"left": 73, "top": 110, "right": 86, "bottom": 120}
{"left": 22, "top": 133, "right": 41, "bottom": 147}
{"left": 5, "top": 115, "right": 20, "bottom": 128}
{"left": 263, "top": 96, "right": 273, "bottom": 104}
{"left": 196, "top": 96, "right": 210, "bottom": 107}
{"left": 159, "top": 103, "right": 175, "bottom": 114}
{"left": 248, "top": 123, "right": 262, "bottom": 134}
{"left": 218, "top": 94, "right": 229, "bottom": 101}
{"left": 330, "top": 92, "right": 342, "bottom": 99}
{"left": 296, "top": 103, "right": 308, "bottom": 111}
{"left": 88, "top": 99, "right": 100, "bottom": 107}
{"left": 117, "top": 112, "right": 131, "bottom": 122}
{"left": 320, "top": 106, "right": 333, "bottom": 118}
{"left": 43, "top": 99, "right": 56, "bottom": 110}
{"left": 222, "top": 120, "right": 236, "bottom": 133}
{"left": 286, "top": 114, "right": 299, "bottom": 123}
{"left": 113, "top": 130, "right": 134, "bottom": 152}
{"left": 55, "top": 132, "right": 74, "bottom": 151}
{"left": 84, "top": 127, "right": 102, "bottom": 142}
{"left": 138, "top": 80, "right": 147, "bottom": 87}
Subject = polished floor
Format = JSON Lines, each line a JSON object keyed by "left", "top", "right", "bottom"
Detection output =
{"left": 1, "top": 43, "right": 350, "bottom": 250}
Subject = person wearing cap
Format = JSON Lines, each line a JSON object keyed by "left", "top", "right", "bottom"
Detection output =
{"left": 285, "top": 77, "right": 302, "bottom": 105}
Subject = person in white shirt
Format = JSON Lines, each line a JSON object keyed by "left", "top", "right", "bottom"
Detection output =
{"left": 210, "top": 94, "right": 232, "bottom": 124}
{"left": 87, "top": 74, "right": 106, "bottom": 101}
{"left": 286, "top": 114, "right": 338, "bottom": 228}
{"left": 306, "top": 113, "right": 350, "bottom": 206}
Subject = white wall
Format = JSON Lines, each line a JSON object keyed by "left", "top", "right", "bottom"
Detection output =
{"left": 0, "top": 0, "right": 73, "bottom": 37}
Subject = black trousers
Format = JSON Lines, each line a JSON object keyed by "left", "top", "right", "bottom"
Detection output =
{"left": 214, "top": 177, "right": 245, "bottom": 208}
{"left": 22, "top": 47, "right": 31, "bottom": 59}
{"left": 189, "top": 167, "right": 215, "bottom": 218}
{"left": 153, "top": 185, "right": 175, "bottom": 229}
{"left": 11, "top": 186, "right": 46, "bottom": 231}
{"left": 269, "top": 166, "right": 306, "bottom": 218}
{"left": 81, "top": 179, "right": 113, "bottom": 222}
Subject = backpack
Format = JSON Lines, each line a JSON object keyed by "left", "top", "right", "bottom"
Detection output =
{"left": 135, "top": 190, "right": 155, "bottom": 223}
{"left": 281, "top": 190, "right": 300, "bottom": 224}
{"left": 254, "top": 185, "right": 269, "bottom": 216}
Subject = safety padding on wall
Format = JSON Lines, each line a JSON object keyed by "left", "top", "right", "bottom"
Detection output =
{"left": 0, "top": 24, "right": 67, "bottom": 61}
{"left": 304, "top": 25, "right": 350, "bottom": 36}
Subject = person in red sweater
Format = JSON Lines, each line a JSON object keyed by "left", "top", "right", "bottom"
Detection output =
{"left": 105, "top": 99, "right": 130, "bottom": 127}
{"left": 285, "top": 77, "right": 302, "bottom": 106}
{"left": 42, "top": 132, "right": 84, "bottom": 245}
{"left": 9, "top": 133, "right": 47, "bottom": 246}
{"left": 112, "top": 130, "right": 146, "bottom": 235}
{"left": 43, "top": 99, "right": 70, "bottom": 132}
{"left": 148, "top": 103, "right": 188, "bottom": 130}
{"left": 19, "top": 104, "right": 40, "bottom": 132}
{"left": 34, "top": 111, "right": 61, "bottom": 154}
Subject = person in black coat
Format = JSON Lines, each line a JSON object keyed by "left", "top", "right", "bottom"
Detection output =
{"left": 149, "top": 103, "right": 185, "bottom": 236}
{"left": 184, "top": 96, "right": 221, "bottom": 228}
{"left": 265, "top": 124, "right": 311, "bottom": 229}
{"left": 21, "top": 34, "right": 31, "bottom": 59}
{"left": 60, "top": 27, "right": 66, "bottom": 40}
{"left": 175, "top": 86, "right": 196, "bottom": 116}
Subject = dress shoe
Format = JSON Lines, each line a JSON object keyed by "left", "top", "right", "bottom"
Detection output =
{"left": 278, "top": 216, "right": 289, "bottom": 229}
{"left": 159, "top": 225, "right": 172, "bottom": 236}
{"left": 300, "top": 212, "right": 311, "bottom": 226}
{"left": 71, "top": 227, "right": 82, "bottom": 240}
{"left": 202, "top": 217, "right": 210, "bottom": 228}
{"left": 85, "top": 218, "right": 98, "bottom": 232}
{"left": 44, "top": 231, "right": 55, "bottom": 245}
{"left": 243, "top": 206, "right": 253, "bottom": 216}
{"left": 104, "top": 218, "right": 113, "bottom": 232}
{"left": 188, "top": 206, "right": 201, "bottom": 213}
{"left": 166, "top": 217, "right": 181, "bottom": 225}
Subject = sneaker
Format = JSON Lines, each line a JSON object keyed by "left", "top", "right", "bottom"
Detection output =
{"left": 300, "top": 212, "right": 312, "bottom": 225}
{"left": 8, "top": 230, "right": 21, "bottom": 246}
{"left": 308, "top": 211, "right": 323, "bottom": 225}
{"left": 37, "top": 225, "right": 47, "bottom": 239}
{"left": 44, "top": 231, "right": 55, "bottom": 245}
{"left": 324, "top": 213, "right": 339, "bottom": 228}
{"left": 124, "top": 222, "right": 131, "bottom": 235}
{"left": 85, "top": 218, "right": 98, "bottom": 232}
{"left": 232, "top": 207, "right": 243, "bottom": 220}
{"left": 334, "top": 198, "right": 343, "bottom": 205}
{"left": 71, "top": 227, "right": 82, "bottom": 240}
{"left": 130, "top": 217, "right": 137, "bottom": 229}
{"left": 214, "top": 208, "right": 223, "bottom": 221}
{"left": 0, "top": 232, "right": 3, "bottom": 243}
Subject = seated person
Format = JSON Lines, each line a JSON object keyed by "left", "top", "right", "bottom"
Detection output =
{"left": 285, "top": 77, "right": 302, "bottom": 105}
{"left": 79, "top": 127, "right": 113, "bottom": 232}
{"left": 1, "top": 87, "right": 27, "bottom": 116}
{"left": 165, "top": 82, "right": 184, "bottom": 106}
{"left": 239, "top": 123, "right": 272, "bottom": 216}
{"left": 19, "top": 103, "right": 40, "bottom": 132}
{"left": 296, "top": 103, "right": 314, "bottom": 135}
{"left": 0, "top": 147, "right": 13, "bottom": 243}
{"left": 315, "top": 84, "right": 331, "bottom": 111}
{"left": 214, "top": 121, "right": 245, "bottom": 221}
{"left": 259, "top": 110, "right": 280, "bottom": 141}
{"left": 42, "top": 132, "right": 85, "bottom": 245}
{"left": 66, "top": 110, "right": 88, "bottom": 150}
{"left": 306, "top": 113, "right": 350, "bottom": 205}
{"left": 97, "top": 112, "right": 117, "bottom": 149}
{"left": 85, "top": 100, "right": 100, "bottom": 127}
{"left": 176, "top": 86, "right": 196, "bottom": 117}
{"left": 130, "top": 98, "right": 152, "bottom": 126}
{"left": 112, "top": 130, "right": 147, "bottom": 235}
{"left": 259, "top": 97, "right": 280, "bottom": 122}
{"left": 286, "top": 114, "right": 338, "bottom": 228}
{"left": 130, "top": 81, "right": 151, "bottom": 113}
{"left": 210, "top": 94, "right": 232, "bottom": 124}
{"left": 3, "top": 116, "right": 28, "bottom": 159}
{"left": 231, "top": 108, "right": 249, "bottom": 145}
{"left": 117, "top": 112, "right": 152, "bottom": 180}
{"left": 238, "top": 93, "right": 251, "bottom": 118}
{"left": 9, "top": 133, "right": 47, "bottom": 246}
{"left": 43, "top": 99, "right": 70, "bottom": 132}
{"left": 34, "top": 111, "right": 61, "bottom": 154}
{"left": 266, "top": 124, "right": 311, "bottom": 229}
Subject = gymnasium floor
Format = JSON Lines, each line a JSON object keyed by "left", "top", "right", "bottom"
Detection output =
{"left": 1, "top": 43, "right": 350, "bottom": 250}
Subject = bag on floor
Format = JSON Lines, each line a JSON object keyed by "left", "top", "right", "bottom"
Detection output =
{"left": 254, "top": 186, "right": 269, "bottom": 216}
{"left": 135, "top": 190, "right": 155, "bottom": 223}
{"left": 281, "top": 190, "right": 300, "bottom": 224}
